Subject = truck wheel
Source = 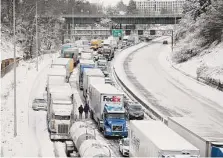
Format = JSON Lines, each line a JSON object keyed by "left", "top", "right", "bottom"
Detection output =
{"left": 97, "top": 121, "right": 102, "bottom": 132}
{"left": 90, "top": 110, "right": 93, "bottom": 119}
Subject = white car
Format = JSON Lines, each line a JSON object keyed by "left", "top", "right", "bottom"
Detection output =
{"left": 32, "top": 98, "right": 47, "bottom": 111}
{"left": 119, "top": 138, "right": 129, "bottom": 157}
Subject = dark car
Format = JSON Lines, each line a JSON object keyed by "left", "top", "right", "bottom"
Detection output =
{"left": 125, "top": 102, "right": 144, "bottom": 120}
{"left": 163, "top": 40, "right": 168, "bottom": 44}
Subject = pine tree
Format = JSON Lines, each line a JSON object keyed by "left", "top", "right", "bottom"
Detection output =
{"left": 127, "top": 0, "right": 137, "bottom": 15}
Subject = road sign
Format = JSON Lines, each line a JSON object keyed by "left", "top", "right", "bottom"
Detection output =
{"left": 112, "top": 29, "right": 123, "bottom": 37}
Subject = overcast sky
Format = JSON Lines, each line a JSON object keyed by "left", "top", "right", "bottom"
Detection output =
{"left": 88, "top": 0, "right": 130, "bottom": 6}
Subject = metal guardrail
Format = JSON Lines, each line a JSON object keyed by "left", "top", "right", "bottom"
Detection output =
{"left": 113, "top": 44, "right": 168, "bottom": 124}
{"left": 1, "top": 58, "right": 22, "bottom": 78}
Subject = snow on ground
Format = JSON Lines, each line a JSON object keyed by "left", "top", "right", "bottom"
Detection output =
{"left": 172, "top": 42, "right": 223, "bottom": 82}
{"left": 1, "top": 53, "right": 58, "bottom": 157}
{"left": 114, "top": 37, "right": 223, "bottom": 131}
{"left": 1, "top": 34, "right": 23, "bottom": 60}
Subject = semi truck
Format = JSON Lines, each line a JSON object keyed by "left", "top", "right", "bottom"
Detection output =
{"left": 102, "top": 40, "right": 114, "bottom": 61}
{"left": 62, "top": 47, "right": 79, "bottom": 66}
{"left": 129, "top": 120, "right": 200, "bottom": 157}
{"left": 97, "top": 58, "right": 108, "bottom": 72}
{"left": 89, "top": 83, "right": 128, "bottom": 137}
{"left": 61, "top": 43, "right": 76, "bottom": 56}
{"left": 83, "top": 68, "right": 104, "bottom": 99}
{"left": 168, "top": 117, "right": 223, "bottom": 157}
{"left": 48, "top": 93, "right": 74, "bottom": 140}
{"left": 91, "top": 39, "right": 102, "bottom": 51}
{"left": 65, "top": 121, "right": 111, "bottom": 157}
{"left": 78, "top": 59, "right": 95, "bottom": 90}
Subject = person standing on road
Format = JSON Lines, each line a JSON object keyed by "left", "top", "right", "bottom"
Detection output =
{"left": 78, "top": 105, "right": 84, "bottom": 119}
{"left": 84, "top": 103, "right": 90, "bottom": 119}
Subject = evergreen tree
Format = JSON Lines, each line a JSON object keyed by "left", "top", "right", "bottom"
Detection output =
{"left": 127, "top": 0, "right": 137, "bottom": 15}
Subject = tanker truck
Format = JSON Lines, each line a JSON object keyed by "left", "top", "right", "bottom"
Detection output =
{"left": 65, "top": 121, "right": 111, "bottom": 157}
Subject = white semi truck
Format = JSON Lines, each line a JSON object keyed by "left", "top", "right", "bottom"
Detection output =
{"left": 168, "top": 117, "right": 223, "bottom": 157}
{"left": 83, "top": 68, "right": 104, "bottom": 99}
{"left": 47, "top": 84, "right": 74, "bottom": 140}
{"left": 88, "top": 83, "right": 128, "bottom": 137}
{"left": 47, "top": 67, "right": 68, "bottom": 82}
{"left": 129, "top": 120, "right": 200, "bottom": 157}
{"left": 65, "top": 121, "right": 111, "bottom": 157}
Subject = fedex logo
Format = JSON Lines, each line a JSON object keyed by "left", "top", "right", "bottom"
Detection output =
{"left": 103, "top": 96, "right": 121, "bottom": 102}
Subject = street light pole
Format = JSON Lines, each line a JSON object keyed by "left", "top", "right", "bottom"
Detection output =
{"left": 13, "top": 0, "right": 17, "bottom": 137}
{"left": 36, "top": 1, "right": 38, "bottom": 71}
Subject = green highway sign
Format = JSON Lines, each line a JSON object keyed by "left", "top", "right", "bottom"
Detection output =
{"left": 112, "top": 29, "right": 123, "bottom": 37}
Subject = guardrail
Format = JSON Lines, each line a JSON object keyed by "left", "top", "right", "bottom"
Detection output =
{"left": 113, "top": 43, "right": 168, "bottom": 124}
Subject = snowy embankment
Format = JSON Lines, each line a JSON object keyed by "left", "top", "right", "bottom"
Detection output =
{"left": 1, "top": 53, "right": 58, "bottom": 157}
{"left": 171, "top": 42, "right": 223, "bottom": 91}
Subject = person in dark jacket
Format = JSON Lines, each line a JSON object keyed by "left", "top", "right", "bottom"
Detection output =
{"left": 84, "top": 104, "right": 90, "bottom": 119}
{"left": 78, "top": 105, "right": 84, "bottom": 119}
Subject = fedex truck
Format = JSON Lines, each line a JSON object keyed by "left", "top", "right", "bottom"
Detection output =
{"left": 89, "top": 83, "right": 128, "bottom": 137}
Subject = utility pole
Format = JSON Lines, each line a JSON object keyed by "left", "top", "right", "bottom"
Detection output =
{"left": 13, "top": 0, "right": 17, "bottom": 137}
{"left": 72, "top": 8, "right": 74, "bottom": 42}
{"left": 36, "top": 1, "right": 38, "bottom": 71}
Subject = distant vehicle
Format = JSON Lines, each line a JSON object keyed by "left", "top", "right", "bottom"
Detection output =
{"left": 125, "top": 102, "right": 144, "bottom": 120}
{"left": 103, "top": 71, "right": 109, "bottom": 77}
{"left": 105, "top": 77, "right": 114, "bottom": 86}
{"left": 163, "top": 40, "right": 168, "bottom": 44}
{"left": 32, "top": 98, "right": 47, "bottom": 111}
{"left": 119, "top": 138, "right": 129, "bottom": 156}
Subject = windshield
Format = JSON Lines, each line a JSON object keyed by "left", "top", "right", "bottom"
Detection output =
{"left": 34, "top": 99, "right": 46, "bottom": 103}
{"left": 105, "top": 113, "right": 125, "bottom": 119}
{"left": 123, "top": 139, "right": 129, "bottom": 146}
{"left": 130, "top": 105, "right": 142, "bottom": 110}
{"left": 63, "top": 52, "right": 74, "bottom": 58}
{"left": 54, "top": 115, "right": 70, "bottom": 120}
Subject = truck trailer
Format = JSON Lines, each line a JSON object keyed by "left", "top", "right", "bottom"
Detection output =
{"left": 168, "top": 117, "right": 223, "bottom": 157}
{"left": 83, "top": 68, "right": 104, "bottom": 99}
{"left": 129, "top": 120, "right": 200, "bottom": 157}
{"left": 86, "top": 76, "right": 105, "bottom": 105}
{"left": 89, "top": 83, "right": 128, "bottom": 137}
{"left": 78, "top": 59, "right": 95, "bottom": 90}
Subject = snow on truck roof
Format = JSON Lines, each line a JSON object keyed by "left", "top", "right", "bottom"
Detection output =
{"left": 79, "top": 59, "right": 95, "bottom": 65}
{"left": 131, "top": 120, "right": 199, "bottom": 151}
{"left": 92, "top": 83, "right": 123, "bottom": 94}
{"left": 52, "top": 58, "right": 70, "bottom": 65}
{"left": 48, "top": 67, "right": 66, "bottom": 76}
{"left": 168, "top": 117, "right": 223, "bottom": 142}
{"left": 84, "top": 68, "right": 104, "bottom": 76}
{"left": 48, "top": 76, "right": 65, "bottom": 84}
{"left": 49, "top": 84, "right": 72, "bottom": 95}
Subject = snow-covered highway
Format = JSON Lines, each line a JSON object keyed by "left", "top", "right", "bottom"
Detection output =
{"left": 113, "top": 37, "right": 223, "bottom": 130}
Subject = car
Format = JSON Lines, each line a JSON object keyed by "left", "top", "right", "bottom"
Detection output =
{"left": 119, "top": 138, "right": 129, "bottom": 157}
{"left": 105, "top": 77, "right": 115, "bottom": 86}
{"left": 103, "top": 71, "right": 109, "bottom": 77}
{"left": 32, "top": 98, "right": 47, "bottom": 111}
{"left": 163, "top": 40, "right": 168, "bottom": 44}
{"left": 125, "top": 102, "right": 144, "bottom": 120}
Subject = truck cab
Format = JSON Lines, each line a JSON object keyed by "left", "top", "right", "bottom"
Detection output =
{"left": 103, "top": 104, "right": 128, "bottom": 137}
{"left": 102, "top": 42, "right": 114, "bottom": 61}
{"left": 48, "top": 93, "right": 74, "bottom": 140}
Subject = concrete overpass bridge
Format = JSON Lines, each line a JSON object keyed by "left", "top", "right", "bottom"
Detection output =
{"left": 62, "top": 14, "right": 182, "bottom": 25}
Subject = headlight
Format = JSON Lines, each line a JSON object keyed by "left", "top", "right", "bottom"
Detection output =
{"left": 106, "top": 128, "right": 111, "bottom": 132}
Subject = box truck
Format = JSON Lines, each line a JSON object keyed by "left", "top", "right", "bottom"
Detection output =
{"left": 168, "top": 117, "right": 223, "bottom": 157}
{"left": 129, "top": 120, "right": 200, "bottom": 157}
{"left": 83, "top": 68, "right": 104, "bottom": 99}
{"left": 89, "top": 83, "right": 128, "bottom": 137}
{"left": 78, "top": 59, "right": 95, "bottom": 90}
